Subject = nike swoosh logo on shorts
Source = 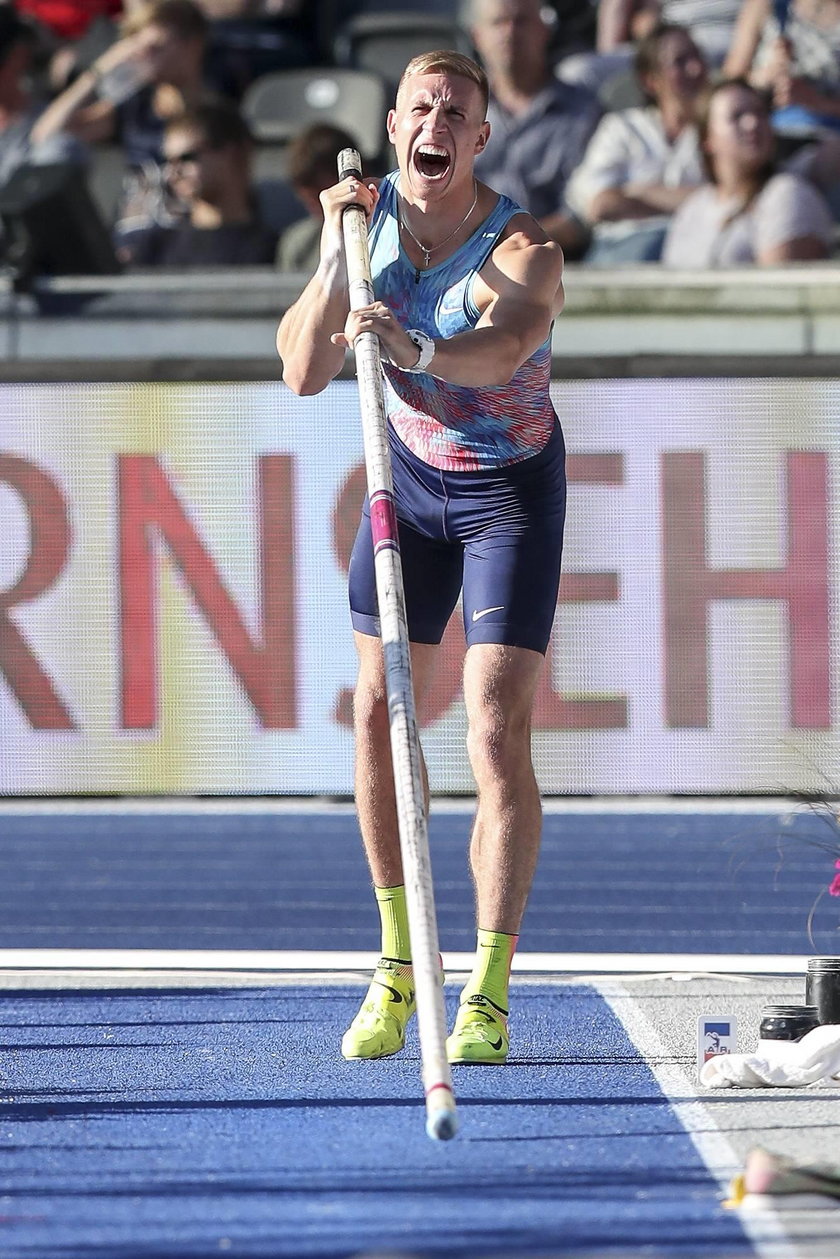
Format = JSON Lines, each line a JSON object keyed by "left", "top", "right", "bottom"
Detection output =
{"left": 472, "top": 606, "right": 504, "bottom": 622}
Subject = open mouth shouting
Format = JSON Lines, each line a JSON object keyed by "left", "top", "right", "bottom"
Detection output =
{"left": 413, "top": 143, "right": 451, "bottom": 181}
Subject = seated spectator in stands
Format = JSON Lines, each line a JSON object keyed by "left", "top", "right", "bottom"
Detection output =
{"left": 463, "top": 0, "right": 602, "bottom": 257}
{"left": 600, "top": 0, "right": 740, "bottom": 66}
{"left": 125, "top": 97, "right": 277, "bottom": 265}
{"left": 565, "top": 23, "right": 707, "bottom": 263}
{"left": 0, "top": 4, "right": 87, "bottom": 183}
{"left": 662, "top": 78, "right": 835, "bottom": 265}
{"left": 562, "top": 0, "right": 738, "bottom": 93}
{"left": 724, "top": 0, "right": 840, "bottom": 138}
{"left": 275, "top": 122, "right": 357, "bottom": 275}
{"left": 200, "top": 0, "right": 316, "bottom": 100}
{"left": 32, "top": 0, "right": 215, "bottom": 161}
{"left": 31, "top": 0, "right": 224, "bottom": 241}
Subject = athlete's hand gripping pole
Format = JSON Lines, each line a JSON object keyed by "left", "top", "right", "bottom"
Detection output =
{"left": 338, "top": 147, "right": 458, "bottom": 1142}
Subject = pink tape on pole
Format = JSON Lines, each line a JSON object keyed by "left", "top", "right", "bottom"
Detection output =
{"left": 370, "top": 490, "right": 399, "bottom": 553}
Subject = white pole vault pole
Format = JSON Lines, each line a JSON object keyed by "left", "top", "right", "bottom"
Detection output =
{"left": 338, "top": 147, "right": 457, "bottom": 1141}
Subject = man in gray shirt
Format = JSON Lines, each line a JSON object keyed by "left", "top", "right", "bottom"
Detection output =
{"left": 463, "top": 0, "right": 601, "bottom": 257}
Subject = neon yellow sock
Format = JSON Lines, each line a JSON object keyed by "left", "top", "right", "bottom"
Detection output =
{"left": 375, "top": 884, "right": 411, "bottom": 963}
{"left": 463, "top": 929, "right": 518, "bottom": 1013}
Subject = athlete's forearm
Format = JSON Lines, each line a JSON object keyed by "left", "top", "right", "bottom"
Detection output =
{"left": 276, "top": 249, "right": 350, "bottom": 395}
{"left": 427, "top": 323, "right": 547, "bottom": 388}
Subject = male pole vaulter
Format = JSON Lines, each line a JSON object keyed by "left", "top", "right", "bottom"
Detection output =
{"left": 276, "top": 50, "right": 566, "bottom": 1065}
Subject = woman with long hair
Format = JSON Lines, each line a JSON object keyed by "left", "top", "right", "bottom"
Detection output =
{"left": 662, "top": 76, "right": 834, "bottom": 264}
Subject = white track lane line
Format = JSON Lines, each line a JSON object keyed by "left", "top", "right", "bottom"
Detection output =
{"left": 596, "top": 981, "right": 798, "bottom": 1259}
{"left": 0, "top": 950, "right": 812, "bottom": 974}
{"left": 0, "top": 797, "right": 810, "bottom": 816}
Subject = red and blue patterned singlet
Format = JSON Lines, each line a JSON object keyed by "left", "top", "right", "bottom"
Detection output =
{"left": 368, "top": 171, "right": 558, "bottom": 473}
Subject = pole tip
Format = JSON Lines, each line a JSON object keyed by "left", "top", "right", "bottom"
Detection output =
{"left": 426, "top": 1108, "right": 458, "bottom": 1141}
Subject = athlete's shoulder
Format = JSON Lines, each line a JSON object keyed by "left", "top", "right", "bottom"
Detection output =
{"left": 492, "top": 213, "right": 564, "bottom": 277}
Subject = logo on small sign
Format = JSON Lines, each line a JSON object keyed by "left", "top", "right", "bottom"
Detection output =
{"left": 697, "top": 1015, "right": 737, "bottom": 1074}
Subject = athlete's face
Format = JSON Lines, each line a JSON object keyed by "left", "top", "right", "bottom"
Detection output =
{"left": 387, "top": 72, "right": 490, "bottom": 202}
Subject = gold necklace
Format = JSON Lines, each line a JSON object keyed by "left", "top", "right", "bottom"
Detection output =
{"left": 398, "top": 182, "right": 478, "bottom": 268}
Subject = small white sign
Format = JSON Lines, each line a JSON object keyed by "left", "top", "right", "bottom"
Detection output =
{"left": 698, "top": 1015, "right": 738, "bottom": 1076}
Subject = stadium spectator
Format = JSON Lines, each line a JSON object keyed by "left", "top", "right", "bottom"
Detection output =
{"left": 32, "top": 0, "right": 214, "bottom": 163}
{"left": 565, "top": 23, "right": 706, "bottom": 263}
{"left": 662, "top": 77, "right": 834, "bottom": 265}
{"left": 275, "top": 122, "right": 358, "bottom": 275}
{"left": 561, "top": 0, "right": 738, "bottom": 94}
{"left": 723, "top": 0, "right": 840, "bottom": 138}
{"left": 125, "top": 97, "right": 276, "bottom": 265}
{"left": 0, "top": 4, "right": 87, "bottom": 183}
{"left": 31, "top": 0, "right": 223, "bottom": 246}
{"left": 463, "top": 0, "right": 601, "bottom": 256}
{"left": 599, "top": 0, "right": 740, "bottom": 66}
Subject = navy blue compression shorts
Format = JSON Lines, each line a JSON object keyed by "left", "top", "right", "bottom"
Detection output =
{"left": 348, "top": 421, "right": 567, "bottom": 655}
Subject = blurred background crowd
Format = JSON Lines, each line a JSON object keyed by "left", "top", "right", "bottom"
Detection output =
{"left": 0, "top": 0, "right": 838, "bottom": 277}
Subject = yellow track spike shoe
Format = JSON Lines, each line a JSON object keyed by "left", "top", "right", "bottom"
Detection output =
{"left": 446, "top": 993, "right": 510, "bottom": 1064}
{"left": 341, "top": 959, "right": 417, "bottom": 1060}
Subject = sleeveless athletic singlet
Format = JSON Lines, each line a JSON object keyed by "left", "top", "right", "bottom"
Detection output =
{"left": 367, "top": 171, "right": 557, "bottom": 472}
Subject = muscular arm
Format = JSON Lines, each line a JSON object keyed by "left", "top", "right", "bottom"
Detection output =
{"left": 439, "top": 229, "right": 564, "bottom": 386}
{"left": 337, "top": 219, "right": 565, "bottom": 389}
{"left": 275, "top": 245, "right": 352, "bottom": 395}
{"left": 276, "top": 178, "right": 377, "bottom": 395}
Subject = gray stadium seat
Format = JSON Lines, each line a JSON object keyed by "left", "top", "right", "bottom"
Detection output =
{"left": 332, "top": 12, "right": 470, "bottom": 89}
{"left": 241, "top": 67, "right": 389, "bottom": 163}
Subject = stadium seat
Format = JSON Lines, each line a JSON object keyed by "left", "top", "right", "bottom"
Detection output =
{"left": 316, "top": 0, "right": 461, "bottom": 59}
{"left": 241, "top": 67, "right": 389, "bottom": 164}
{"left": 332, "top": 12, "right": 470, "bottom": 89}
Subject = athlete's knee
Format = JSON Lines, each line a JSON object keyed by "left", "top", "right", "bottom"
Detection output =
{"left": 466, "top": 708, "right": 530, "bottom": 782}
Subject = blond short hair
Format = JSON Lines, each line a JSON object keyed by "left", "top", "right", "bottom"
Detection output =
{"left": 396, "top": 50, "right": 489, "bottom": 117}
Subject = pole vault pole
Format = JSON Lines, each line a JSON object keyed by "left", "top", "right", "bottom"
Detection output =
{"left": 338, "top": 147, "right": 457, "bottom": 1141}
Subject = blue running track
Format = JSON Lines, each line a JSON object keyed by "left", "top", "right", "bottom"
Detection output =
{"left": 1, "top": 983, "right": 751, "bottom": 1259}
{"left": 0, "top": 804, "right": 836, "bottom": 953}
{"left": 0, "top": 800, "right": 836, "bottom": 1256}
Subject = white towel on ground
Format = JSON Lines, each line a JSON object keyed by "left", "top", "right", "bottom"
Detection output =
{"left": 700, "top": 1025, "right": 840, "bottom": 1089}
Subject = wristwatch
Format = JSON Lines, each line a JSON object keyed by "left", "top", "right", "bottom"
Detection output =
{"left": 404, "top": 329, "right": 436, "bottom": 373}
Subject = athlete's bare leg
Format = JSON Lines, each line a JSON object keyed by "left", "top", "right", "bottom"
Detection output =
{"left": 352, "top": 630, "right": 438, "bottom": 887}
{"left": 443, "top": 642, "right": 545, "bottom": 1063}
{"left": 462, "top": 643, "right": 545, "bottom": 934}
{"left": 341, "top": 630, "right": 441, "bottom": 1060}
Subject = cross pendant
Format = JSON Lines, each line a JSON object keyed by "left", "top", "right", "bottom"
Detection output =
{"left": 422, "top": 248, "right": 430, "bottom": 268}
